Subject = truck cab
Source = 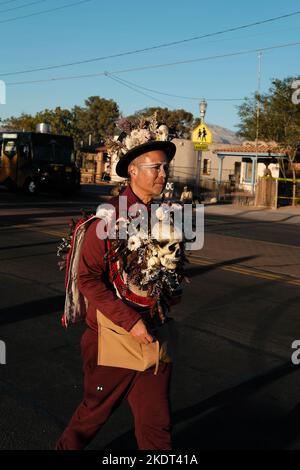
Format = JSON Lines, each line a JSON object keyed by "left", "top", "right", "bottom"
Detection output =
{"left": 0, "top": 131, "right": 80, "bottom": 195}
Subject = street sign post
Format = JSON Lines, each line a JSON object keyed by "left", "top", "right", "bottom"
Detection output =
{"left": 193, "top": 143, "right": 208, "bottom": 151}
{"left": 192, "top": 123, "right": 213, "bottom": 145}
{"left": 192, "top": 122, "right": 213, "bottom": 199}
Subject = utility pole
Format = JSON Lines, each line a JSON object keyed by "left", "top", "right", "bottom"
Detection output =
{"left": 254, "top": 51, "right": 262, "bottom": 194}
{"left": 256, "top": 52, "right": 262, "bottom": 144}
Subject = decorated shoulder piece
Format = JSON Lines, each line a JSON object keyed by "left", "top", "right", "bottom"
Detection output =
{"left": 57, "top": 201, "right": 187, "bottom": 327}
{"left": 57, "top": 209, "right": 96, "bottom": 327}
{"left": 57, "top": 112, "right": 185, "bottom": 327}
{"left": 103, "top": 203, "right": 186, "bottom": 323}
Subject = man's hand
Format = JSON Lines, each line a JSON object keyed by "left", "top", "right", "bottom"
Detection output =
{"left": 130, "top": 319, "right": 153, "bottom": 345}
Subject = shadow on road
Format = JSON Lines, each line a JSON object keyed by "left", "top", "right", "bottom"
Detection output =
{"left": 0, "top": 210, "right": 92, "bottom": 227}
{"left": 185, "top": 255, "right": 259, "bottom": 277}
{"left": 206, "top": 212, "right": 300, "bottom": 226}
{"left": 103, "top": 361, "right": 300, "bottom": 450}
{"left": 0, "top": 257, "right": 258, "bottom": 326}
{"left": 0, "top": 240, "right": 59, "bottom": 251}
{"left": 0, "top": 295, "right": 65, "bottom": 325}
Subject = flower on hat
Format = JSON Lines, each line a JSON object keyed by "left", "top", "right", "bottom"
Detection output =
{"left": 105, "top": 111, "right": 169, "bottom": 158}
{"left": 124, "top": 129, "right": 152, "bottom": 151}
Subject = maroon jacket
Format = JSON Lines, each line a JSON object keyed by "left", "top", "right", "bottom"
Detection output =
{"left": 77, "top": 185, "right": 149, "bottom": 333}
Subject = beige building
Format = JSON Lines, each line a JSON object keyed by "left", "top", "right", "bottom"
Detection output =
{"left": 169, "top": 138, "right": 241, "bottom": 196}
{"left": 213, "top": 142, "right": 287, "bottom": 193}
{"left": 167, "top": 138, "right": 289, "bottom": 201}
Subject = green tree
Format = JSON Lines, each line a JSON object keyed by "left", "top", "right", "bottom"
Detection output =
{"left": 129, "top": 107, "right": 195, "bottom": 139}
{"left": 2, "top": 96, "right": 120, "bottom": 151}
{"left": 237, "top": 77, "right": 300, "bottom": 205}
{"left": 3, "top": 112, "right": 38, "bottom": 132}
{"left": 237, "top": 77, "right": 300, "bottom": 143}
{"left": 80, "top": 96, "right": 120, "bottom": 142}
{"left": 36, "top": 107, "right": 74, "bottom": 136}
{"left": 3, "top": 108, "right": 75, "bottom": 135}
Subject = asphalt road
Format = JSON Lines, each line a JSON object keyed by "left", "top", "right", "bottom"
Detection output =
{"left": 205, "top": 213, "right": 300, "bottom": 247}
{"left": 1, "top": 187, "right": 300, "bottom": 450}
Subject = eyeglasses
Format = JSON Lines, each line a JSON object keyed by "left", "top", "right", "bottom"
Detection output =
{"left": 136, "top": 162, "right": 170, "bottom": 174}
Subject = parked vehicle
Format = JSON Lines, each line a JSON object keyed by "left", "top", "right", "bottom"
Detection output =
{"left": 0, "top": 128, "right": 80, "bottom": 195}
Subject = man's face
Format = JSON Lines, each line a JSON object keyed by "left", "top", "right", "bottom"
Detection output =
{"left": 129, "top": 150, "right": 169, "bottom": 198}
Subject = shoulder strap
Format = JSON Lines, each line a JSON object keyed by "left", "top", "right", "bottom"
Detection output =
{"left": 61, "top": 202, "right": 118, "bottom": 327}
{"left": 62, "top": 215, "right": 98, "bottom": 327}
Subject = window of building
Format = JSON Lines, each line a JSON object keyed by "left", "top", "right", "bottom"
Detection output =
{"left": 203, "top": 158, "right": 211, "bottom": 175}
{"left": 244, "top": 161, "right": 253, "bottom": 182}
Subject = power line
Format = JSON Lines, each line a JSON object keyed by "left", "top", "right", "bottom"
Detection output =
{"left": 109, "top": 41, "right": 300, "bottom": 75}
{"left": 0, "top": 0, "right": 93, "bottom": 24}
{"left": 1, "top": 9, "right": 300, "bottom": 76}
{"left": 0, "top": 0, "right": 47, "bottom": 14}
{"left": 104, "top": 73, "right": 173, "bottom": 108}
{"left": 109, "top": 76, "right": 245, "bottom": 102}
{"left": 7, "top": 71, "right": 105, "bottom": 85}
{"left": 6, "top": 39, "right": 300, "bottom": 86}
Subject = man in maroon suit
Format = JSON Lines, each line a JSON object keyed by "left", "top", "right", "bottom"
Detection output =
{"left": 55, "top": 138, "right": 178, "bottom": 450}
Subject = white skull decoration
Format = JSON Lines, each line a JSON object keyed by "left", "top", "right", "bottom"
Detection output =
{"left": 156, "top": 124, "right": 169, "bottom": 141}
{"left": 151, "top": 219, "right": 182, "bottom": 271}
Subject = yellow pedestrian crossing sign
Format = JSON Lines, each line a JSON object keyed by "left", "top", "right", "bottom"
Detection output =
{"left": 192, "top": 123, "right": 213, "bottom": 145}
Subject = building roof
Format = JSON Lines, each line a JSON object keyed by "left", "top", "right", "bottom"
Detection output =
{"left": 214, "top": 143, "right": 287, "bottom": 157}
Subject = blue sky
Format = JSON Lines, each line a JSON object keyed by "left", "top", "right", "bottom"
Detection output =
{"left": 0, "top": 0, "right": 300, "bottom": 131}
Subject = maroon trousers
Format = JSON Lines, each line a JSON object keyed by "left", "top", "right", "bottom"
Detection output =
{"left": 55, "top": 328, "right": 172, "bottom": 450}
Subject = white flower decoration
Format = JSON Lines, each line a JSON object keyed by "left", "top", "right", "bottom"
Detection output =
{"left": 128, "top": 235, "right": 142, "bottom": 251}
{"left": 124, "top": 129, "right": 152, "bottom": 150}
